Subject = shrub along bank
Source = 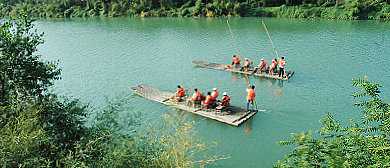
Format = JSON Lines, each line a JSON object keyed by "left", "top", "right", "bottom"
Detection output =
{"left": 1, "top": 0, "right": 390, "bottom": 19}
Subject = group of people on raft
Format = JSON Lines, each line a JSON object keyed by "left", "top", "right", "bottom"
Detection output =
{"left": 173, "top": 85, "right": 230, "bottom": 109}
{"left": 231, "top": 55, "right": 287, "bottom": 78}
{"left": 174, "top": 84, "right": 257, "bottom": 112}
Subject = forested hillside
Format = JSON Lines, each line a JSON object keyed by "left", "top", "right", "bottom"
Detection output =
{"left": 1, "top": 0, "right": 390, "bottom": 19}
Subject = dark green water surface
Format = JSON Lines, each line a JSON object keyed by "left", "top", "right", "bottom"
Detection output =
{"left": 35, "top": 17, "right": 390, "bottom": 167}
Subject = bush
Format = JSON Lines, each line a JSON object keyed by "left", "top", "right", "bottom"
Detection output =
{"left": 275, "top": 77, "right": 390, "bottom": 167}
{"left": 234, "top": 2, "right": 252, "bottom": 16}
{"left": 179, "top": 8, "right": 191, "bottom": 16}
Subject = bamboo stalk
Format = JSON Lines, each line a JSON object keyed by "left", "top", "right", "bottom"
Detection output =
{"left": 262, "top": 21, "right": 289, "bottom": 82}
{"left": 227, "top": 20, "right": 258, "bottom": 111}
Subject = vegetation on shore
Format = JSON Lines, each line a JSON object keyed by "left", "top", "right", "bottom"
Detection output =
{"left": 1, "top": 0, "right": 390, "bottom": 19}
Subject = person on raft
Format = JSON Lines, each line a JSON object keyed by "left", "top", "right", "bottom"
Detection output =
{"left": 202, "top": 91, "right": 213, "bottom": 108}
{"left": 279, "top": 57, "right": 286, "bottom": 78}
{"left": 267, "top": 59, "right": 277, "bottom": 74}
{"left": 272, "top": 59, "right": 278, "bottom": 74}
{"left": 232, "top": 55, "right": 240, "bottom": 67}
{"left": 240, "top": 58, "right": 250, "bottom": 71}
{"left": 175, "top": 85, "right": 185, "bottom": 97}
{"left": 252, "top": 58, "right": 266, "bottom": 74}
{"left": 246, "top": 85, "right": 255, "bottom": 112}
{"left": 211, "top": 88, "right": 219, "bottom": 101}
{"left": 170, "top": 85, "right": 185, "bottom": 101}
{"left": 217, "top": 92, "right": 230, "bottom": 106}
{"left": 186, "top": 88, "right": 200, "bottom": 107}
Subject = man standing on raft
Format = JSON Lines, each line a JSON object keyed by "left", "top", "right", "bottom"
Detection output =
{"left": 246, "top": 85, "right": 255, "bottom": 112}
{"left": 279, "top": 57, "right": 286, "bottom": 78}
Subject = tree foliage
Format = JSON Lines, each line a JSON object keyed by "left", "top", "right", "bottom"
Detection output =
{"left": 0, "top": 0, "right": 389, "bottom": 19}
{"left": 0, "top": 8, "right": 61, "bottom": 103}
{"left": 0, "top": 9, "right": 88, "bottom": 167}
{"left": 274, "top": 77, "right": 390, "bottom": 167}
{"left": 140, "top": 111, "right": 229, "bottom": 167}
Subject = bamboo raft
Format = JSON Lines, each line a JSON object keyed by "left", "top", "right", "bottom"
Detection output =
{"left": 192, "top": 60, "right": 294, "bottom": 80}
{"left": 129, "top": 84, "right": 261, "bottom": 126}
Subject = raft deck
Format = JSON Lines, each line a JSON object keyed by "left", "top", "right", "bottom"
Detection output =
{"left": 129, "top": 84, "right": 261, "bottom": 126}
{"left": 192, "top": 60, "right": 294, "bottom": 80}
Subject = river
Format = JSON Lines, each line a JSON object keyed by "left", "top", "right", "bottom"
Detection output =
{"left": 35, "top": 17, "right": 390, "bottom": 167}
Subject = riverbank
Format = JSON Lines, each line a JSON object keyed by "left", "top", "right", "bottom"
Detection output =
{"left": 2, "top": 0, "right": 390, "bottom": 20}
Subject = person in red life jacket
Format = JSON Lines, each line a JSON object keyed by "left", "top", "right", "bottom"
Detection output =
{"left": 232, "top": 55, "right": 240, "bottom": 67}
{"left": 252, "top": 58, "right": 267, "bottom": 74}
{"left": 202, "top": 92, "right": 213, "bottom": 107}
{"left": 279, "top": 57, "right": 286, "bottom": 78}
{"left": 241, "top": 58, "right": 250, "bottom": 71}
{"left": 217, "top": 92, "right": 230, "bottom": 106}
{"left": 211, "top": 88, "right": 219, "bottom": 101}
{"left": 246, "top": 85, "right": 255, "bottom": 112}
{"left": 268, "top": 60, "right": 275, "bottom": 74}
{"left": 175, "top": 85, "right": 185, "bottom": 98}
{"left": 273, "top": 59, "right": 278, "bottom": 74}
{"left": 186, "top": 88, "right": 200, "bottom": 107}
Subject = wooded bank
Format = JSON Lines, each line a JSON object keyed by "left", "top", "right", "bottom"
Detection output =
{"left": 1, "top": 0, "right": 390, "bottom": 19}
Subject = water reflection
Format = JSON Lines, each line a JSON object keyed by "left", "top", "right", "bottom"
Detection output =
{"left": 269, "top": 80, "right": 283, "bottom": 100}
{"left": 274, "top": 87, "right": 283, "bottom": 99}
{"left": 278, "top": 80, "right": 284, "bottom": 88}
{"left": 255, "top": 76, "right": 267, "bottom": 85}
{"left": 252, "top": 76, "right": 286, "bottom": 100}
{"left": 230, "top": 72, "right": 251, "bottom": 84}
{"left": 244, "top": 118, "right": 253, "bottom": 134}
{"left": 231, "top": 73, "right": 238, "bottom": 81}
{"left": 268, "top": 78, "right": 277, "bottom": 87}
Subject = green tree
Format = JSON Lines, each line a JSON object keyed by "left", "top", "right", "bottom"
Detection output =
{"left": 0, "top": 10, "right": 88, "bottom": 167}
{"left": 275, "top": 77, "right": 390, "bottom": 167}
{"left": 141, "top": 111, "right": 229, "bottom": 167}
{"left": 0, "top": 9, "right": 61, "bottom": 102}
{"left": 0, "top": 95, "right": 49, "bottom": 167}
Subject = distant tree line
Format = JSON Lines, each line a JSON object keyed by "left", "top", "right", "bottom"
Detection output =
{"left": 0, "top": 0, "right": 390, "bottom": 19}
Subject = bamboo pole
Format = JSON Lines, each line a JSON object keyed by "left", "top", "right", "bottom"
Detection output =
{"left": 227, "top": 20, "right": 258, "bottom": 111}
{"left": 262, "top": 21, "right": 289, "bottom": 82}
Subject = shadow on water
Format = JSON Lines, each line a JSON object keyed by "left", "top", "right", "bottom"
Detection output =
{"left": 192, "top": 65, "right": 204, "bottom": 69}
{"left": 131, "top": 93, "right": 143, "bottom": 98}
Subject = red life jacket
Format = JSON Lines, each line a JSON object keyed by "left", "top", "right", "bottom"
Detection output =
{"left": 177, "top": 87, "right": 184, "bottom": 97}
{"left": 261, "top": 60, "right": 266, "bottom": 69}
{"left": 195, "top": 91, "right": 200, "bottom": 101}
{"left": 233, "top": 57, "right": 240, "bottom": 64}
{"left": 221, "top": 95, "right": 230, "bottom": 106}
{"left": 244, "top": 60, "right": 250, "bottom": 67}
{"left": 203, "top": 95, "right": 212, "bottom": 105}
{"left": 192, "top": 91, "right": 200, "bottom": 101}
{"left": 280, "top": 59, "right": 285, "bottom": 68}
{"left": 247, "top": 89, "right": 255, "bottom": 99}
{"left": 270, "top": 61, "right": 275, "bottom": 70}
{"left": 211, "top": 91, "right": 219, "bottom": 100}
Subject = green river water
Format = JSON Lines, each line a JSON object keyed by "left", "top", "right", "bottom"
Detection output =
{"left": 35, "top": 17, "right": 390, "bottom": 167}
